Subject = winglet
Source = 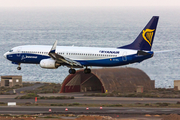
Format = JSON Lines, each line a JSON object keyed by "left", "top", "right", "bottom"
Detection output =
{"left": 49, "top": 40, "right": 57, "bottom": 53}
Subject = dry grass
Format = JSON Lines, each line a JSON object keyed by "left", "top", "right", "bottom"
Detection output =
{"left": 162, "top": 114, "right": 180, "bottom": 120}
{"left": 0, "top": 115, "right": 115, "bottom": 120}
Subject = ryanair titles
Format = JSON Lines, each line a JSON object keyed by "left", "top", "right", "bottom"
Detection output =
{"left": 99, "top": 50, "right": 119, "bottom": 54}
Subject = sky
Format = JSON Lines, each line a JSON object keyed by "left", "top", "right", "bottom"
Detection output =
{"left": 0, "top": 0, "right": 179, "bottom": 7}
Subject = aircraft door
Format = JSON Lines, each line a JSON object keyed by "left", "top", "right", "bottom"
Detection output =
{"left": 122, "top": 51, "right": 127, "bottom": 61}
{"left": 17, "top": 47, "right": 22, "bottom": 57}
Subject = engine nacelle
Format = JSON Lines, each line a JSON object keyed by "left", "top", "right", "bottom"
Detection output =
{"left": 40, "top": 59, "right": 60, "bottom": 69}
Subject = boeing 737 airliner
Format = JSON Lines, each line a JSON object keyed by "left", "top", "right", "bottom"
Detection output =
{"left": 4, "top": 16, "right": 159, "bottom": 74}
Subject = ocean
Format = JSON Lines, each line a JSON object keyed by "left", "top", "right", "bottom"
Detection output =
{"left": 0, "top": 7, "right": 180, "bottom": 88}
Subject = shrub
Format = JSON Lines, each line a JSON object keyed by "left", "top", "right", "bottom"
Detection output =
{"left": 50, "top": 104, "right": 64, "bottom": 106}
{"left": 145, "top": 104, "right": 149, "bottom": 106}
{"left": 39, "top": 96, "right": 74, "bottom": 100}
{"left": 108, "top": 104, "right": 122, "bottom": 107}
{"left": 156, "top": 103, "right": 169, "bottom": 107}
{"left": 70, "top": 96, "right": 74, "bottom": 99}
{"left": 15, "top": 93, "right": 39, "bottom": 99}
{"left": 0, "top": 102, "right": 5, "bottom": 104}
{"left": 49, "top": 96, "right": 55, "bottom": 99}
{"left": 44, "top": 116, "right": 58, "bottom": 118}
{"left": 14, "top": 96, "right": 19, "bottom": 99}
{"left": 25, "top": 102, "right": 33, "bottom": 105}
{"left": 39, "top": 96, "right": 46, "bottom": 99}
{"left": 26, "top": 93, "right": 39, "bottom": 97}
{"left": 72, "top": 103, "right": 80, "bottom": 105}
{"left": 177, "top": 101, "right": 180, "bottom": 104}
{"left": 126, "top": 94, "right": 136, "bottom": 97}
{"left": 20, "top": 96, "right": 31, "bottom": 99}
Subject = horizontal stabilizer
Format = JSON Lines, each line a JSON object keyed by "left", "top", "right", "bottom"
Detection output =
{"left": 137, "top": 50, "right": 152, "bottom": 56}
{"left": 153, "top": 50, "right": 175, "bottom": 56}
{"left": 154, "top": 50, "right": 175, "bottom": 53}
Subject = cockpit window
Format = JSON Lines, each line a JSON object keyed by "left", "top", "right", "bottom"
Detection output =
{"left": 9, "top": 50, "right": 13, "bottom": 52}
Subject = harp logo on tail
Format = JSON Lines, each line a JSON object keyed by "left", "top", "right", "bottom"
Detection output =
{"left": 142, "top": 29, "right": 155, "bottom": 46}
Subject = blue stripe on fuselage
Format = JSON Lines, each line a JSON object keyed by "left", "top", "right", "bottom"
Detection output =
{"left": 7, "top": 52, "right": 153, "bottom": 67}
{"left": 77, "top": 51, "right": 153, "bottom": 66}
{"left": 7, "top": 53, "right": 50, "bottom": 64}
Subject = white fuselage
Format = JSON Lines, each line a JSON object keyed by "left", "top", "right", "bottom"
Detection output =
{"left": 6, "top": 45, "right": 137, "bottom": 60}
{"left": 4, "top": 45, "right": 153, "bottom": 68}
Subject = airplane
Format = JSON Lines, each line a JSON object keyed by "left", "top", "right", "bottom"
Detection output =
{"left": 4, "top": 16, "right": 159, "bottom": 74}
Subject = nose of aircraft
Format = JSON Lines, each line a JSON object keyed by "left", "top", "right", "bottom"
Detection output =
{"left": 4, "top": 52, "right": 7, "bottom": 58}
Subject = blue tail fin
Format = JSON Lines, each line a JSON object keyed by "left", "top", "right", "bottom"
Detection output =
{"left": 118, "top": 16, "right": 159, "bottom": 51}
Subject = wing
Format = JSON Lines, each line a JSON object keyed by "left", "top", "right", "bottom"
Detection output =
{"left": 48, "top": 40, "right": 83, "bottom": 68}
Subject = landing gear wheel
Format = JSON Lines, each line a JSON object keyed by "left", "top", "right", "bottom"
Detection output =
{"left": 69, "top": 69, "right": 76, "bottom": 74}
{"left": 17, "top": 67, "right": 21, "bottom": 70}
{"left": 84, "top": 68, "right": 91, "bottom": 74}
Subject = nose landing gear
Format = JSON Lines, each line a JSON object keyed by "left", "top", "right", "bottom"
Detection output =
{"left": 17, "top": 64, "right": 21, "bottom": 70}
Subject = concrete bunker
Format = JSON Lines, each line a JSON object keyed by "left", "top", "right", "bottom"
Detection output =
{"left": 1, "top": 76, "right": 22, "bottom": 87}
{"left": 60, "top": 67, "right": 154, "bottom": 93}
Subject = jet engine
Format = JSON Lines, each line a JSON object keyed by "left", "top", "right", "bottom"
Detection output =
{"left": 40, "top": 59, "right": 60, "bottom": 69}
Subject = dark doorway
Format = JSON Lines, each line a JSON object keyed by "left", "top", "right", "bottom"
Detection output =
{"left": 81, "top": 75, "right": 102, "bottom": 92}
{"left": 5, "top": 80, "right": 9, "bottom": 86}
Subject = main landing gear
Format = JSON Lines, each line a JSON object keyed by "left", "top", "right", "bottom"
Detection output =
{"left": 17, "top": 64, "right": 21, "bottom": 70}
{"left": 68, "top": 67, "right": 91, "bottom": 74}
{"left": 84, "top": 68, "right": 91, "bottom": 74}
{"left": 69, "top": 68, "right": 76, "bottom": 74}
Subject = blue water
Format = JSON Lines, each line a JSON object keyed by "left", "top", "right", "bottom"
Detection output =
{"left": 0, "top": 7, "right": 180, "bottom": 88}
